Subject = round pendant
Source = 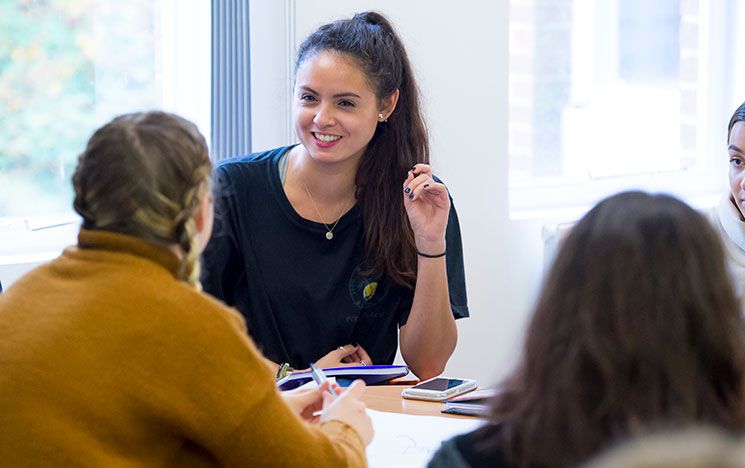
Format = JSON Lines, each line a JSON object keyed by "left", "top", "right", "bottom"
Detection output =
{"left": 325, "top": 231, "right": 334, "bottom": 240}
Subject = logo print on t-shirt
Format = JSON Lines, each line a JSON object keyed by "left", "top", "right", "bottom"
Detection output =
{"left": 363, "top": 282, "right": 378, "bottom": 301}
{"left": 349, "top": 265, "right": 388, "bottom": 309}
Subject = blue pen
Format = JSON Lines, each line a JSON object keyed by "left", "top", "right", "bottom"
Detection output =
{"left": 309, "top": 362, "right": 338, "bottom": 400}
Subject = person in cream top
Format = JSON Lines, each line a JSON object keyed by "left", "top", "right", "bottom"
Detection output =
{"left": 709, "top": 101, "right": 745, "bottom": 308}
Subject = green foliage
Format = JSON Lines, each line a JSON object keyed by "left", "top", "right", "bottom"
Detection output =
{"left": 0, "top": 0, "right": 158, "bottom": 217}
{"left": 0, "top": 0, "right": 95, "bottom": 215}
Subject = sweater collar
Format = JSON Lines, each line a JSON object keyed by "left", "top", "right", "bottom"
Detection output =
{"left": 77, "top": 229, "right": 182, "bottom": 277}
{"left": 718, "top": 195, "right": 745, "bottom": 253}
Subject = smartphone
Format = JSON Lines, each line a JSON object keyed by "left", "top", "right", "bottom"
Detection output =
{"left": 401, "top": 376, "right": 477, "bottom": 401}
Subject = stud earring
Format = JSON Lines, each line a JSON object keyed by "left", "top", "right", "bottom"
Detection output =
{"left": 378, "top": 113, "right": 388, "bottom": 123}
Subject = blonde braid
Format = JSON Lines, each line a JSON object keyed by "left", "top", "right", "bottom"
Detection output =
{"left": 173, "top": 179, "right": 210, "bottom": 289}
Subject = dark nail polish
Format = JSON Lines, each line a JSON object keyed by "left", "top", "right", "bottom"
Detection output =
{"left": 404, "top": 187, "right": 410, "bottom": 194}
{"left": 408, "top": 193, "right": 414, "bottom": 200}
{"left": 423, "top": 184, "right": 429, "bottom": 188}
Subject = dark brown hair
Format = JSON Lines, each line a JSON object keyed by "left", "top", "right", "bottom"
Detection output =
{"left": 296, "top": 11, "right": 428, "bottom": 287}
{"left": 729, "top": 101, "right": 745, "bottom": 143}
{"left": 72, "top": 111, "right": 212, "bottom": 287}
{"left": 487, "top": 191, "right": 745, "bottom": 468}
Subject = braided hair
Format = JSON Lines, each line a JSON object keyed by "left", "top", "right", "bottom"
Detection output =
{"left": 72, "top": 111, "right": 212, "bottom": 289}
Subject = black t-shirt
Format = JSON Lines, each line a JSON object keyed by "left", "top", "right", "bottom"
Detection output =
{"left": 201, "top": 145, "right": 469, "bottom": 368}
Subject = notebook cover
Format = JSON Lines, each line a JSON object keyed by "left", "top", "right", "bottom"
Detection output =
{"left": 440, "top": 388, "right": 497, "bottom": 417}
{"left": 276, "top": 364, "right": 409, "bottom": 391}
{"left": 445, "top": 387, "right": 498, "bottom": 403}
{"left": 440, "top": 405, "right": 491, "bottom": 417}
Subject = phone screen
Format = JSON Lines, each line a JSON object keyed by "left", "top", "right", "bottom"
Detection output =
{"left": 414, "top": 378, "right": 466, "bottom": 391}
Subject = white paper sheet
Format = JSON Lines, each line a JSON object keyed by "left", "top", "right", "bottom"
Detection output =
{"left": 366, "top": 409, "right": 483, "bottom": 468}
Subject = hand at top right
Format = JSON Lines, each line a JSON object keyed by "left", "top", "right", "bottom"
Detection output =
{"left": 402, "top": 164, "right": 450, "bottom": 252}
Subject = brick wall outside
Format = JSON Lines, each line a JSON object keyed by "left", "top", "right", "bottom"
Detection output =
{"left": 508, "top": 0, "right": 535, "bottom": 179}
{"left": 510, "top": 0, "right": 571, "bottom": 179}
{"left": 510, "top": 0, "right": 700, "bottom": 181}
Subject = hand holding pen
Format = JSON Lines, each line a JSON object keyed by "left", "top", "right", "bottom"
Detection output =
{"left": 310, "top": 362, "right": 342, "bottom": 400}
{"left": 280, "top": 363, "right": 344, "bottom": 423}
{"left": 309, "top": 362, "right": 374, "bottom": 445}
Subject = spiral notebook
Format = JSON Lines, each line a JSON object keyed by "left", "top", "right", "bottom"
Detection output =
{"left": 276, "top": 364, "right": 409, "bottom": 391}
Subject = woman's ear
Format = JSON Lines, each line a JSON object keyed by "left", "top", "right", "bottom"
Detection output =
{"left": 379, "top": 89, "right": 400, "bottom": 121}
{"left": 193, "top": 191, "right": 214, "bottom": 253}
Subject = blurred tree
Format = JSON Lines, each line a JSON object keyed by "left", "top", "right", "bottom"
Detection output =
{"left": 0, "top": 0, "right": 158, "bottom": 217}
{"left": 0, "top": 0, "right": 95, "bottom": 216}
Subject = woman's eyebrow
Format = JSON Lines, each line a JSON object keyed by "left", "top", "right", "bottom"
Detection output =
{"left": 297, "top": 86, "right": 361, "bottom": 99}
{"left": 332, "top": 92, "right": 361, "bottom": 99}
{"left": 298, "top": 85, "right": 318, "bottom": 94}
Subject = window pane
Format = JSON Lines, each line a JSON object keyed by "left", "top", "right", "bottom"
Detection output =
{"left": 509, "top": 0, "right": 695, "bottom": 184}
{"left": 0, "top": 0, "right": 162, "bottom": 217}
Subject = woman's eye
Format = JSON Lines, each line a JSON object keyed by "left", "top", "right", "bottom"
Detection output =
{"left": 730, "top": 156, "right": 743, "bottom": 167}
{"left": 300, "top": 94, "right": 317, "bottom": 102}
{"left": 338, "top": 100, "right": 355, "bottom": 108}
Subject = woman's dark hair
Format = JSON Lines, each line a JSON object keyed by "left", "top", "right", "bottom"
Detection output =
{"left": 73, "top": 111, "right": 212, "bottom": 288}
{"left": 728, "top": 101, "right": 745, "bottom": 143}
{"left": 486, "top": 191, "right": 745, "bottom": 468}
{"left": 295, "top": 11, "right": 427, "bottom": 287}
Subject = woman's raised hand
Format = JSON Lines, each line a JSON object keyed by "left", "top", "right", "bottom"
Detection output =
{"left": 402, "top": 164, "right": 450, "bottom": 251}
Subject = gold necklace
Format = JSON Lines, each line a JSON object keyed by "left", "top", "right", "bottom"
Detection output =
{"left": 302, "top": 183, "right": 353, "bottom": 240}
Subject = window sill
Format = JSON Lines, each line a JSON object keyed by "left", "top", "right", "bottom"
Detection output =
{"left": 0, "top": 215, "right": 80, "bottom": 261}
{"left": 509, "top": 167, "right": 723, "bottom": 222}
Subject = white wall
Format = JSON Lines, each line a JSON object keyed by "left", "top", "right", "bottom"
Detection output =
{"left": 250, "top": 0, "right": 546, "bottom": 385}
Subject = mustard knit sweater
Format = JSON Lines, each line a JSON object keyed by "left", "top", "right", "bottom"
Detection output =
{"left": 0, "top": 230, "right": 366, "bottom": 467}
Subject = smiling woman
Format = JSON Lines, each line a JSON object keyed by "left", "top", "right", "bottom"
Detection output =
{"left": 201, "top": 11, "right": 469, "bottom": 380}
{"left": 707, "top": 101, "right": 745, "bottom": 310}
{"left": 727, "top": 112, "right": 745, "bottom": 217}
{"left": 292, "top": 51, "right": 397, "bottom": 168}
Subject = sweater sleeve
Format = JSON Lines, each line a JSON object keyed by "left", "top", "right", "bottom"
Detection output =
{"left": 220, "top": 388, "right": 367, "bottom": 467}
{"left": 133, "top": 292, "right": 367, "bottom": 467}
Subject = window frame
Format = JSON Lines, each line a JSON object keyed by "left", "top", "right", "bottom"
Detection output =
{"left": 0, "top": 0, "right": 211, "bottom": 270}
{"left": 508, "top": 0, "right": 745, "bottom": 220}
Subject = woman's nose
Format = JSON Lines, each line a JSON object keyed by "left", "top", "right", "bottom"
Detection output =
{"left": 313, "top": 104, "right": 336, "bottom": 127}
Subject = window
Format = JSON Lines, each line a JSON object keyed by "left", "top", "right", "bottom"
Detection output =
{"left": 509, "top": 0, "right": 745, "bottom": 218}
{"left": 0, "top": 0, "right": 210, "bottom": 219}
